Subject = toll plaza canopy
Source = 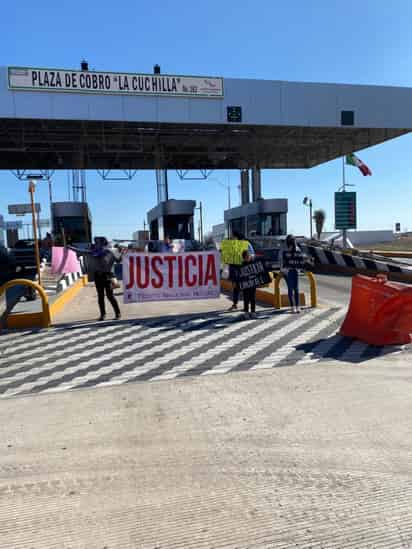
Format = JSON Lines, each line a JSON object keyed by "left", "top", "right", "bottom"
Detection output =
{"left": 1, "top": 65, "right": 412, "bottom": 171}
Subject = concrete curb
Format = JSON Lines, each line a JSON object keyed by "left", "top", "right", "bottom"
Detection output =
{"left": 56, "top": 271, "right": 84, "bottom": 293}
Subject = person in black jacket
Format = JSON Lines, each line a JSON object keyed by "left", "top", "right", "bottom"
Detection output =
{"left": 241, "top": 249, "right": 257, "bottom": 319}
{"left": 69, "top": 237, "right": 122, "bottom": 321}
{"left": 282, "top": 235, "right": 305, "bottom": 313}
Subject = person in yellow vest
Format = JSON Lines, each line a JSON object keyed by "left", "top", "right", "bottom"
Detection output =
{"left": 227, "top": 231, "right": 255, "bottom": 312}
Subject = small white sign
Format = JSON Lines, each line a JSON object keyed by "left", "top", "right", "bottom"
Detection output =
{"left": 8, "top": 67, "right": 224, "bottom": 98}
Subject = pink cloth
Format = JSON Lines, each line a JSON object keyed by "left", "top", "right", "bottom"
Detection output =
{"left": 51, "top": 246, "right": 81, "bottom": 274}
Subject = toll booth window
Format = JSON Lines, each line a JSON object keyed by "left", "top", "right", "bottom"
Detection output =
{"left": 164, "top": 215, "right": 194, "bottom": 240}
{"left": 54, "top": 216, "right": 89, "bottom": 243}
{"left": 247, "top": 215, "right": 261, "bottom": 237}
{"left": 229, "top": 218, "right": 246, "bottom": 238}
{"left": 150, "top": 220, "right": 159, "bottom": 241}
{"left": 261, "top": 214, "right": 281, "bottom": 236}
{"left": 247, "top": 214, "right": 282, "bottom": 237}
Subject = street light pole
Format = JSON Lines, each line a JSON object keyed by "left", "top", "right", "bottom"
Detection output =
{"left": 29, "top": 180, "right": 42, "bottom": 287}
{"left": 303, "top": 196, "right": 313, "bottom": 239}
{"left": 309, "top": 199, "right": 313, "bottom": 239}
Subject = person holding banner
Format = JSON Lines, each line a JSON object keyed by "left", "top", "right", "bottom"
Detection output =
{"left": 69, "top": 237, "right": 123, "bottom": 321}
{"left": 282, "top": 235, "right": 305, "bottom": 313}
{"left": 227, "top": 232, "right": 255, "bottom": 311}
{"left": 241, "top": 249, "right": 257, "bottom": 319}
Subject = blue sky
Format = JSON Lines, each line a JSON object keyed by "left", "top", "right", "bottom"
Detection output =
{"left": 2, "top": 0, "right": 412, "bottom": 239}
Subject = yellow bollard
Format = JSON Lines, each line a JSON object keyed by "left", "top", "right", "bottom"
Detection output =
{"left": 0, "top": 279, "right": 51, "bottom": 328}
{"left": 305, "top": 271, "right": 318, "bottom": 308}
{"left": 273, "top": 272, "right": 284, "bottom": 309}
{"left": 273, "top": 271, "right": 317, "bottom": 309}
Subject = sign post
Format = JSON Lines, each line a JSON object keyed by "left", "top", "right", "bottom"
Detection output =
{"left": 29, "top": 181, "right": 42, "bottom": 286}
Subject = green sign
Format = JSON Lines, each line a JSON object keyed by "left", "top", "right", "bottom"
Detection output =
{"left": 227, "top": 106, "right": 242, "bottom": 123}
{"left": 335, "top": 192, "right": 357, "bottom": 230}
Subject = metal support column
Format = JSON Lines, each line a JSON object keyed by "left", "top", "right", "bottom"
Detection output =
{"left": 240, "top": 169, "right": 250, "bottom": 205}
{"left": 251, "top": 167, "right": 262, "bottom": 202}
{"left": 156, "top": 169, "right": 169, "bottom": 203}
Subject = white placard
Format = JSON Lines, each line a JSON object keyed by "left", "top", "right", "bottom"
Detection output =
{"left": 8, "top": 67, "right": 224, "bottom": 98}
{"left": 123, "top": 251, "right": 220, "bottom": 303}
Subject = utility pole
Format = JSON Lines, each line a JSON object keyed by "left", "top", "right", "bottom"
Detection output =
{"left": 48, "top": 178, "right": 54, "bottom": 235}
{"left": 29, "top": 180, "right": 42, "bottom": 287}
{"left": 196, "top": 201, "right": 204, "bottom": 243}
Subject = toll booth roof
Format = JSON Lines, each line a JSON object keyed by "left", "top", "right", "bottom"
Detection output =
{"left": 1, "top": 65, "right": 411, "bottom": 170}
{"left": 147, "top": 200, "right": 196, "bottom": 223}
{"left": 224, "top": 199, "right": 288, "bottom": 221}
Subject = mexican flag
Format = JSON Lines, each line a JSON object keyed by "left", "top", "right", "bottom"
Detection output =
{"left": 346, "top": 153, "right": 372, "bottom": 176}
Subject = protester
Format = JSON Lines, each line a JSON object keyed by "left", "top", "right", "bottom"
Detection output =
{"left": 160, "top": 236, "right": 172, "bottom": 253}
{"left": 40, "top": 232, "right": 53, "bottom": 261}
{"left": 282, "top": 234, "right": 305, "bottom": 313}
{"left": 241, "top": 249, "right": 257, "bottom": 319}
{"left": 227, "top": 231, "right": 255, "bottom": 311}
{"left": 69, "top": 237, "right": 122, "bottom": 321}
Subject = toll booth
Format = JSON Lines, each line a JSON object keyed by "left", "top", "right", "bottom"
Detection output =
{"left": 224, "top": 199, "right": 288, "bottom": 239}
{"left": 147, "top": 199, "right": 195, "bottom": 241}
{"left": 51, "top": 202, "right": 92, "bottom": 245}
{"left": 224, "top": 168, "right": 287, "bottom": 239}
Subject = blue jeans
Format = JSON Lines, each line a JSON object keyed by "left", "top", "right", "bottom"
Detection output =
{"left": 286, "top": 269, "right": 299, "bottom": 307}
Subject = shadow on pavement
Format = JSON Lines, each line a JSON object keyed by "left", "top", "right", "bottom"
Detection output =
{"left": 295, "top": 334, "right": 406, "bottom": 364}
{"left": 1, "top": 307, "right": 290, "bottom": 337}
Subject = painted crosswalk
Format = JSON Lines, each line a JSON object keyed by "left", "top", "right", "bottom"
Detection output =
{"left": 0, "top": 307, "right": 407, "bottom": 399}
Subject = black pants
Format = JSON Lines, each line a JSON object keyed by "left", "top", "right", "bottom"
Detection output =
{"left": 94, "top": 272, "right": 120, "bottom": 317}
{"left": 286, "top": 269, "right": 299, "bottom": 307}
{"left": 243, "top": 288, "right": 256, "bottom": 313}
{"left": 229, "top": 265, "right": 240, "bottom": 306}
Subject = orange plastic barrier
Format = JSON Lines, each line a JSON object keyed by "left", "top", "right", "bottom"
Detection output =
{"left": 340, "top": 274, "right": 412, "bottom": 345}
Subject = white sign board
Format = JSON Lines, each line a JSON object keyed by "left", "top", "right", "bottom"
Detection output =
{"left": 8, "top": 67, "right": 224, "bottom": 98}
{"left": 8, "top": 203, "right": 40, "bottom": 214}
{"left": 123, "top": 251, "right": 220, "bottom": 303}
{"left": 5, "top": 221, "right": 23, "bottom": 230}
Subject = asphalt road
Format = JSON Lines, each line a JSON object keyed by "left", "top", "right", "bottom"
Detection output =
{"left": 300, "top": 273, "right": 352, "bottom": 307}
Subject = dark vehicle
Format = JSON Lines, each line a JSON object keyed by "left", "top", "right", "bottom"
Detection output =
{"left": 9, "top": 239, "right": 37, "bottom": 269}
{"left": 0, "top": 245, "right": 16, "bottom": 284}
{"left": 248, "top": 236, "right": 285, "bottom": 271}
